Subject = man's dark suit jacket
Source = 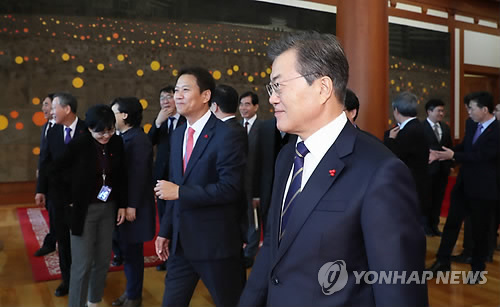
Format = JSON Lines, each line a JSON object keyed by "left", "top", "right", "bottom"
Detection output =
{"left": 422, "top": 120, "right": 453, "bottom": 175}
{"left": 148, "top": 115, "right": 186, "bottom": 181}
{"left": 256, "top": 118, "right": 294, "bottom": 232}
{"left": 454, "top": 118, "right": 499, "bottom": 201}
{"left": 118, "top": 127, "right": 156, "bottom": 243}
{"left": 37, "top": 119, "right": 87, "bottom": 205}
{"left": 243, "top": 118, "right": 262, "bottom": 203}
{"left": 224, "top": 117, "right": 250, "bottom": 242}
{"left": 50, "top": 132, "right": 128, "bottom": 236}
{"left": 158, "top": 113, "right": 247, "bottom": 260}
{"left": 240, "top": 121, "right": 428, "bottom": 307}
{"left": 37, "top": 122, "right": 52, "bottom": 169}
{"left": 384, "top": 118, "right": 429, "bottom": 210}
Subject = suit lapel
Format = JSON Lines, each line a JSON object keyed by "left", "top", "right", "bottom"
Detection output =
{"left": 182, "top": 114, "right": 216, "bottom": 181}
{"left": 272, "top": 123, "right": 356, "bottom": 269}
{"left": 474, "top": 120, "right": 498, "bottom": 146}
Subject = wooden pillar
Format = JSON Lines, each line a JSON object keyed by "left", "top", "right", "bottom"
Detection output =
{"left": 337, "top": 0, "right": 389, "bottom": 139}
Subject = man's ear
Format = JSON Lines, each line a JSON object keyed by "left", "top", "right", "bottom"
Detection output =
{"left": 201, "top": 90, "right": 211, "bottom": 104}
{"left": 318, "top": 76, "right": 334, "bottom": 105}
{"left": 122, "top": 113, "right": 128, "bottom": 119}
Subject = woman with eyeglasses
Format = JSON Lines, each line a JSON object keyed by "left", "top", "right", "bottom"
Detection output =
{"left": 110, "top": 97, "right": 155, "bottom": 307}
{"left": 50, "top": 104, "right": 127, "bottom": 307}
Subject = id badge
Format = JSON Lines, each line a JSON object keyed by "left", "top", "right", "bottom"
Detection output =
{"left": 97, "top": 185, "right": 112, "bottom": 202}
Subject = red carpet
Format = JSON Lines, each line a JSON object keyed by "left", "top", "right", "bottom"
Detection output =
{"left": 17, "top": 207, "right": 162, "bottom": 282}
{"left": 440, "top": 176, "right": 456, "bottom": 218}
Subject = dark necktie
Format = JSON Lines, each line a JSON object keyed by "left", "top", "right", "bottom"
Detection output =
{"left": 244, "top": 121, "right": 249, "bottom": 134}
{"left": 64, "top": 127, "right": 72, "bottom": 144}
{"left": 168, "top": 116, "right": 175, "bottom": 133}
{"left": 280, "top": 141, "right": 309, "bottom": 242}
{"left": 45, "top": 122, "right": 53, "bottom": 138}
{"left": 433, "top": 123, "right": 441, "bottom": 142}
{"left": 472, "top": 123, "right": 483, "bottom": 144}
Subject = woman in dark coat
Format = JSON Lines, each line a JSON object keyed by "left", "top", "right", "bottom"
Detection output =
{"left": 110, "top": 97, "right": 156, "bottom": 307}
{"left": 51, "top": 104, "right": 127, "bottom": 307}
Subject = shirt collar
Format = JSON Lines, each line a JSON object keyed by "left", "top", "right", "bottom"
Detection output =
{"left": 426, "top": 117, "right": 440, "bottom": 127}
{"left": 399, "top": 117, "right": 416, "bottom": 130}
{"left": 480, "top": 116, "right": 496, "bottom": 130}
{"left": 187, "top": 110, "right": 211, "bottom": 133}
{"left": 65, "top": 117, "right": 79, "bottom": 132}
{"left": 297, "top": 112, "right": 348, "bottom": 162}
{"left": 221, "top": 115, "right": 235, "bottom": 122}
{"left": 244, "top": 114, "right": 257, "bottom": 125}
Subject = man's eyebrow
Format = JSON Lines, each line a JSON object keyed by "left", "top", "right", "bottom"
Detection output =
{"left": 270, "top": 74, "right": 281, "bottom": 83}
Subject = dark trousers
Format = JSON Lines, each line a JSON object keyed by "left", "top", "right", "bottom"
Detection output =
{"left": 53, "top": 201, "right": 71, "bottom": 285}
{"left": 162, "top": 244, "right": 244, "bottom": 307}
{"left": 121, "top": 241, "right": 144, "bottom": 300}
{"left": 426, "top": 170, "right": 449, "bottom": 228}
{"left": 157, "top": 198, "right": 167, "bottom": 224}
{"left": 437, "top": 185, "right": 495, "bottom": 271}
{"left": 42, "top": 199, "right": 57, "bottom": 248}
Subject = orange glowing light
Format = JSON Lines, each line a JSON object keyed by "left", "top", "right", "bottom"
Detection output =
{"left": 10, "top": 111, "right": 19, "bottom": 119}
{"left": 15, "top": 122, "right": 24, "bottom": 130}
{"left": 32, "top": 97, "right": 41, "bottom": 105}
{"left": 112, "top": 33, "right": 119, "bottom": 39}
{"left": 31, "top": 111, "right": 47, "bottom": 127}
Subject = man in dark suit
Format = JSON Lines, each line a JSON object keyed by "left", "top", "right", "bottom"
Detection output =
{"left": 422, "top": 99, "right": 453, "bottom": 236}
{"left": 154, "top": 67, "right": 246, "bottom": 307}
{"left": 34, "top": 93, "right": 57, "bottom": 257}
{"left": 428, "top": 91, "right": 499, "bottom": 280}
{"left": 239, "top": 91, "right": 262, "bottom": 268}
{"left": 239, "top": 32, "right": 427, "bottom": 307}
{"left": 36, "top": 92, "right": 87, "bottom": 297}
{"left": 384, "top": 92, "right": 430, "bottom": 234}
{"left": 148, "top": 86, "right": 186, "bottom": 271}
{"left": 254, "top": 117, "right": 293, "bottom": 235}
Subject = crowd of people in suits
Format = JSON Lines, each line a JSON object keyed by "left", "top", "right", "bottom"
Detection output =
{"left": 32, "top": 30, "right": 500, "bottom": 307}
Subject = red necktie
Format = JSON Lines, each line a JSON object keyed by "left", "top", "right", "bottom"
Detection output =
{"left": 183, "top": 127, "right": 195, "bottom": 173}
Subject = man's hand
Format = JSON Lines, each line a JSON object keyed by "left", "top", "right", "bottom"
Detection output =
{"left": 155, "top": 236, "right": 170, "bottom": 261}
{"left": 155, "top": 108, "right": 174, "bottom": 128}
{"left": 35, "top": 193, "right": 46, "bottom": 207}
{"left": 116, "top": 208, "right": 126, "bottom": 225}
{"left": 429, "top": 150, "right": 439, "bottom": 164}
{"left": 154, "top": 180, "right": 180, "bottom": 200}
{"left": 389, "top": 126, "right": 400, "bottom": 139}
{"left": 125, "top": 207, "right": 136, "bottom": 222}
{"left": 436, "top": 146, "right": 454, "bottom": 161}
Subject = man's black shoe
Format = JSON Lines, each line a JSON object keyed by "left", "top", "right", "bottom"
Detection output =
{"left": 451, "top": 253, "right": 472, "bottom": 264}
{"left": 34, "top": 245, "right": 56, "bottom": 257}
{"left": 54, "top": 282, "right": 69, "bottom": 297}
{"left": 156, "top": 262, "right": 166, "bottom": 271}
{"left": 112, "top": 255, "right": 123, "bottom": 267}
{"left": 427, "top": 260, "right": 451, "bottom": 274}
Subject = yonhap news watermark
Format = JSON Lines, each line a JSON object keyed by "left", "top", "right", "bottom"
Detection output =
{"left": 318, "top": 260, "right": 488, "bottom": 295}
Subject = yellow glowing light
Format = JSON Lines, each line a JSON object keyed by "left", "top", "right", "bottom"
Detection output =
{"left": 248, "top": 76, "right": 254, "bottom": 82}
{"left": 117, "top": 54, "right": 125, "bottom": 61}
{"left": 441, "top": 82, "right": 446, "bottom": 87}
{"left": 266, "top": 68, "right": 271, "bottom": 74}
{"left": 172, "top": 69, "right": 178, "bottom": 77}
{"left": 212, "top": 70, "right": 222, "bottom": 80}
{"left": 227, "top": 69, "right": 233, "bottom": 76}
{"left": 408, "top": 82, "right": 412, "bottom": 87}
{"left": 390, "top": 80, "right": 395, "bottom": 85}
{"left": 72, "top": 77, "right": 84, "bottom": 88}
{"left": 61, "top": 53, "right": 70, "bottom": 61}
{"left": 32, "top": 97, "right": 40, "bottom": 105}
{"left": 97, "top": 64, "right": 105, "bottom": 71}
{"left": 139, "top": 99, "right": 148, "bottom": 109}
{"left": 50, "top": 49, "right": 55, "bottom": 53}
{"left": 396, "top": 86, "right": 400, "bottom": 92}
{"left": 136, "top": 69, "right": 144, "bottom": 77}
{"left": 150, "top": 61, "right": 160, "bottom": 71}
{"left": 394, "top": 64, "right": 398, "bottom": 68}
{"left": 106, "top": 37, "right": 111, "bottom": 41}
{"left": 15, "top": 56, "right": 23, "bottom": 64}
{"left": 76, "top": 65, "right": 85, "bottom": 73}
{"left": 0, "top": 115, "right": 8, "bottom": 130}
{"left": 201, "top": 44, "right": 205, "bottom": 48}
{"left": 143, "top": 123, "right": 152, "bottom": 134}
{"left": 260, "top": 72, "right": 266, "bottom": 78}
{"left": 233, "top": 65, "right": 239, "bottom": 72}
{"left": 388, "top": 119, "right": 393, "bottom": 125}
{"left": 151, "top": 40, "right": 155, "bottom": 44}
{"left": 423, "top": 88, "right": 427, "bottom": 93}
{"left": 32, "top": 147, "right": 40, "bottom": 155}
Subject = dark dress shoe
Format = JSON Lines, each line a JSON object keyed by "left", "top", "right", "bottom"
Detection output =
{"left": 451, "top": 253, "right": 472, "bottom": 264}
{"left": 156, "top": 262, "right": 166, "bottom": 271}
{"left": 244, "top": 257, "right": 254, "bottom": 269}
{"left": 34, "top": 245, "right": 56, "bottom": 257}
{"left": 427, "top": 260, "right": 450, "bottom": 274}
{"left": 112, "top": 255, "right": 123, "bottom": 267}
{"left": 54, "top": 282, "right": 69, "bottom": 297}
{"left": 112, "top": 293, "right": 127, "bottom": 306}
{"left": 123, "top": 298, "right": 142, "bottom": 307}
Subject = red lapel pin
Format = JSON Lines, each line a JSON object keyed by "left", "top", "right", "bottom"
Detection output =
{"left": 204, "top": 134, "right": 208, "bottom": 139}
{"left": 329, "top": 169, "right": 336, "bottom": 177}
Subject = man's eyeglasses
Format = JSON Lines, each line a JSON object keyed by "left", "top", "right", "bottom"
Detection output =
{"left": 265, "top": 74, "right": 313, "bottom": 97}
{"left": 91, "top": 128, "right": 115, "bottom": 137}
